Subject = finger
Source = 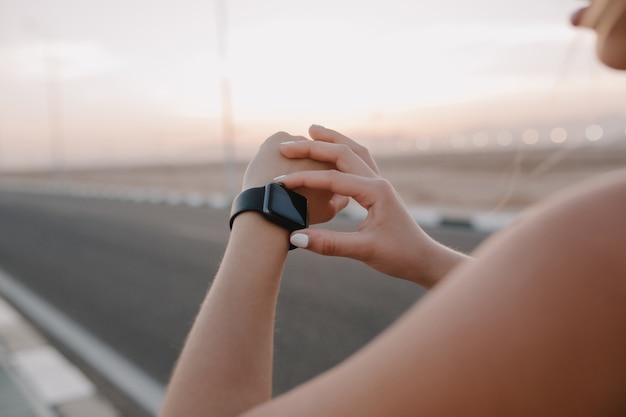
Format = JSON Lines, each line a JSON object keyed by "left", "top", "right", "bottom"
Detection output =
{"left": 290, "top": 228, "right": 365, "bottom": 259}
{"left": 277, "top": 170, "right": 387, "bottom": 209}
{"left": 261, "top": 132, "right": 308, "bottom": 149}
{"left": 308, "top": 125, "right": 379, "bottom": 174}
{"left": 279, "top": 140, "right": 377, "bottom": 178}
{"left": 329, "top": 194, "right": 350, "bottom": 214}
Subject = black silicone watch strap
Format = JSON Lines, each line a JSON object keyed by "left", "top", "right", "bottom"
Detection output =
{"left": 229, "top": 186, "right": 265, "bottom": 229}
{"left": 229, "top": 185, "right": 300, "bottom": 250}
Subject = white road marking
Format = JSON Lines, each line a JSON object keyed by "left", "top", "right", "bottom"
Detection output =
{"left": 0, "top": 267, "right": 165, "bottom": 416}
{"left": 11, "top": 346, "right": 95, "bottom": 405}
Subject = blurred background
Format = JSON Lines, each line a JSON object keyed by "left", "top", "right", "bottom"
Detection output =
{"left": 1, "top": 0, "right": 624, "bottom": 208}
{"left": 0, "top": 1, "right": 625, "bottom": 416}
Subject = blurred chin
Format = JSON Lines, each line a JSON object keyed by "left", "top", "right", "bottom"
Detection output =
{"left": 598, "top": 52, "right": 626, "bottom": 70}
{"left": 598, "top": 36, "right": 626, "bottom": 70}
{"left": 579, "top": 0, "right": 626, "bottom": 70}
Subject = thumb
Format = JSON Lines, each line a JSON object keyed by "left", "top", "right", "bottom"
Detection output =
{"left": 290, "top": 229, "right": 360, "bottom": 258}
{"left": 330, "top": 194, "right": 350, "bottom": 214}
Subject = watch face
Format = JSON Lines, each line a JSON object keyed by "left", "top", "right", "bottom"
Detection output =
{"left": 263, "top": 183, "right": 308, "bottom": 230}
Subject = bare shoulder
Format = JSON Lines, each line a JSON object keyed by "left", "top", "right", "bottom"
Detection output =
{"left": 535, "top": 169, "right": 626, "bottom": 228}
{"left": 562, "top": 169, "right": 626, "bottom": 206}
{"left": 479, "top": 169, "right": 626, "bottom": 278}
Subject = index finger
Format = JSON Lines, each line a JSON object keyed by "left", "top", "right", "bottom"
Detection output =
{"left": 277, "top": 169, "right": 382, "bottom": 209}
{"left": 308, "top": 125, "right": 379, "bottom": 175}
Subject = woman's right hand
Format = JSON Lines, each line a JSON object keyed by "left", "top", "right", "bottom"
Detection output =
{"left": 277, "top": 125, "right": 469, "bottom": 288}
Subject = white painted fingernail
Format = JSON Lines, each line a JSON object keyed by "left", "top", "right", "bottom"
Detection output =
{"left": 280, "top": 141, "right": 297, "bottom": 145}
{"left": 311, "top": 124, "right": 325, "bottom": 129}
{"left": 290, "top": 233, "right": 309, "bottom": 248}
{"left": 273, "top": 175, "right": 287, "bottom": 181}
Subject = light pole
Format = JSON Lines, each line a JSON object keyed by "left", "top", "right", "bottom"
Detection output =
{"left": 23, "top": 20, "right": 67, "bottom": 181}
{"left": 215, "top": 0, "right": 237, "bottom": 201}
{"left": 44, "top": 52, "right": 67, "bottom": 181}
{"left": 0, "top": 116, "right": 4, "bottom": 174}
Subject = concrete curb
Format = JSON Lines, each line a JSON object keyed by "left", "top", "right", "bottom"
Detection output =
{"left": 0, "top": 180, "right": 520, "bottom": 233}
{"left": 339, "top": 200, "right": 518, "bottom": 233}
{"left": 0, "top": 294, "right": 121, "bottom": 417}
{"left": 0, "top": 267, "right": 164, "bottom": 417}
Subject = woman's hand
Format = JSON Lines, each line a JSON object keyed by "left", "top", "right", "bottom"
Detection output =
{"left": 277, "top": 125, "right": 469, "bottom": 288}
{"left": 242, "top": 131, "right": 350, "bottom": 225}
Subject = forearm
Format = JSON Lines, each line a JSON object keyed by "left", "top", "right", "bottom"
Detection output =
{"left": 160, "top": 212, "right": 290, "bottom": 417}
{"left": 420, "top": 241, "right": 472, "bottom": 289}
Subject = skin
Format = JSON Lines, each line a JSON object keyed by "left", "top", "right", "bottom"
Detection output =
{"left": 572, "top": 0, "right": 626, "bottom": 69}
{"left": 241, "top": 131, "right": 347, "bottom": 224}
{"left": 160, "top": 2, "right": 626, "bottom": 416}
{"left": 278, "top": 126, "right": 469, "bottom": 288}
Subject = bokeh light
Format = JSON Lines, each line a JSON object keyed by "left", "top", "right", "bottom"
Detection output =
{"left": 396, "top": 137, "right": 414, "bottom": 152}
{"left": 472, "top": 131, "right": 489, "bottom": 148}
{"left": 450, "top": 134, "right": 467, "bottom": 149}
{"left": 522, "top": 128, "right": 539, "bottom": 145}
{"left": 585, "top": 125, "right": 603, "bottom": 142}
{"left": 550, "top": 127, "right": 568, "bottom": 144}
{"left": 496, "top": 130, "right": 513, "bottom": 147}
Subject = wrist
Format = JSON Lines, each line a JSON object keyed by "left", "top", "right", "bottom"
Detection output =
{"left": 220, "top": 212, "right": 290, "bottom": 289}
{"left": 229, "top": 211, "right": 291, "bottom": 254}
{"left": 419, "top": 241, "right": 470, "bottom": 288}
{"left": 230, "top": 183, "right": 308, "bottom": 251}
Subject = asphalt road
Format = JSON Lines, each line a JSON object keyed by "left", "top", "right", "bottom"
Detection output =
{"left": 0, "top": 190, "right": 489, "bottom": 400}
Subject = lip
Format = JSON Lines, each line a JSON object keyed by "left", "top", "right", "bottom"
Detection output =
{"left": 571, "top": 6, "right": 589, "bottom": 26}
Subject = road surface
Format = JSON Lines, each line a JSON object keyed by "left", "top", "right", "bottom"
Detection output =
{"left": 0, "top": 190, "right": 488, "bottom": 411}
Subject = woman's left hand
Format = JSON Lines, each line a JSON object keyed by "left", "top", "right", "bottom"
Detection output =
{"left": 242, "top": 131, "right": 350, "bottom": 225}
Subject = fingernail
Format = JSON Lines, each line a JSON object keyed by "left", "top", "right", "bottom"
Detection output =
{"left": 273, "top": 174, "right": 287, "bottom": 181}
{"left": 280, "top": 141, "right": 297, "bottom": 146}
{"left": 290, "top": 233, "right": 309, "bottom": 248}
{"left": 311, "top": 124, "right": 325, "bottom": 129}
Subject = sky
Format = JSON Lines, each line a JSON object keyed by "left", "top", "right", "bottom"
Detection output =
{"left": 0, "top": 0, "right": 625, "bottom": 170}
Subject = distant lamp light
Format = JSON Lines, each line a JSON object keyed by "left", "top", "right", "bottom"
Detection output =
{"left": 550, "top": 127, "right": 568, "bottom": 144}
{"left": 522, "top": 128, "right": 539, "bottom": 145}
{"left": 496, "top": 130, "right": 513, "bottom": 146}
{"left": 450, "top": 134, "right": 467, "bottom": 149}
{"left": 585, "top": 125, "right": 603, "bottom": 142}
{"left": 397, "top": 138, "right": 413, "bottom": 151}
{"left": 472, "top": 131, "right": 489, "bottom": 148}
{"left": 416, "top": 137, "right": 431, "bottom": 151}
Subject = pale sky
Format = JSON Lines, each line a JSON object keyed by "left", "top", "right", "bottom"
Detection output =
{"left": 0, "top": 0, "right": 625, "bottom": 170}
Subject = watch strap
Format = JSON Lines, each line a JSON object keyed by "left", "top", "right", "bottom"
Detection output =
{"left": 229, "top": 186, "right": 265, "bottom": 229}
{"left": 230, "top": 185, "right": 301, "bottom": 250}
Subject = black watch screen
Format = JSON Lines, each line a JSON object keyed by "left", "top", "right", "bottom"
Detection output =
{"left": 263, "top": 183, "right": 308, "bottom": 231}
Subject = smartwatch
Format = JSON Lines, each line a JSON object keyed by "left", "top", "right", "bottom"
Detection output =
{"left": 229, "top": 183, "right": 309, "bottom": 249}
